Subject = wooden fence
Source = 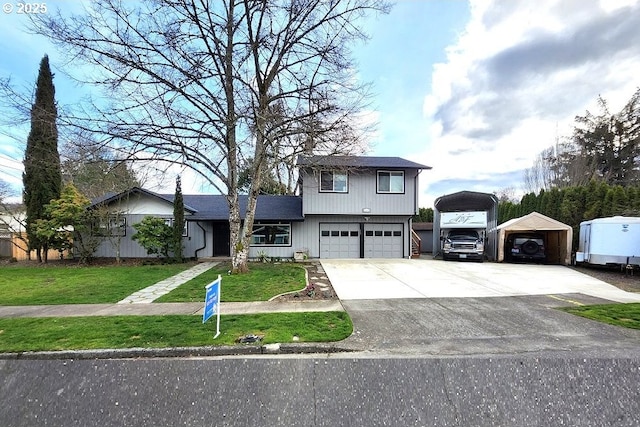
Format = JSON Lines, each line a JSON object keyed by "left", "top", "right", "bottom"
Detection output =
{"left": 0, "top": 233, "right": 71, "bottom": 261}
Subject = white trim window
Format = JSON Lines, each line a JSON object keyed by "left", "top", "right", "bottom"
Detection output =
{"left": 96, "top": 216, "right": 126, "bottom": 237}
{"left": 251, "top": 223, "right": 291, "bottom": 246}
{"left": 164, "top": 218, "right": 188, "bottom": 237}
{"left": 377, "top": 170, "right": 404, "bottom": 193}
{"left": 320, "top": 170, "right": 348, "bottom": 193}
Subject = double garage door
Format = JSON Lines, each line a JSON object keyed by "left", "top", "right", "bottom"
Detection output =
{"left": 320, "top": 223, "right": 403, "bottom": 258}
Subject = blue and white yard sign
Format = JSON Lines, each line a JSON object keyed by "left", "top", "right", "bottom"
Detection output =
{"left": 203, "top": 275, "right": 221, "bottom": 339}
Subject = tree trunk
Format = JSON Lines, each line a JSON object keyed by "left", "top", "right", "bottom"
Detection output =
{"left": 224, "top": 0, "right": 249, "bottom": 274}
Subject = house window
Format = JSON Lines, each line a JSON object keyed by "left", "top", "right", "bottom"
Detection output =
{"left": 251, "top": 223, "right": 291, "bottom": 246}
{"left": 96, "top": 216, "right": 126, "bottom": 237}
{"left": 377, "top": 171, "right": 404, "bottom": 193}
{"left": 164, "top": 218, "right": 188, "bottom": 237}
{"left": 320, "top": 171, "right": 348, "bottom": 193}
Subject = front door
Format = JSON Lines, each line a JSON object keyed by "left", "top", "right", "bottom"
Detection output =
{"left": 212, "top": 223, "right": 230, "bottom": 257}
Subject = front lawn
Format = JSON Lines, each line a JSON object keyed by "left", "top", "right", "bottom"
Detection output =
{"left": 156, "top": 262, "right": 307, "bottom": 302}
{"left": 561, "top": 303, "right": 640, "bottom": 329}
{"left": 0, "top": 263, "right": 194, "bottom": 305}
{"left": 0, "top": 312, "right": 353, "bottom": 352}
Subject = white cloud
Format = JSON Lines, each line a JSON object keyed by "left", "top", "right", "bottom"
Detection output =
{"left": 417, "top": 0, "right": 640, "bottom": 208}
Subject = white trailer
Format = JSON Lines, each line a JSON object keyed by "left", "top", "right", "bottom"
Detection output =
{"left": 576, "top": 216, "right": 640, "bottom": 266}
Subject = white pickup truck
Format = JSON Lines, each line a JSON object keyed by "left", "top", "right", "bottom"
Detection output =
{"left": 440, "top": 211, "right": 487, "bottom": 262}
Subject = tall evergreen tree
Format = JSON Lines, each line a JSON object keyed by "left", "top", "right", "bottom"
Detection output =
{"left": 610, "top": 185, "right": 628, "bottom": 216}
{"left": 172, "top": 175, "right": 185, "bottom": 262}
{"left": 23, "top": 55, "right": 62, "bottom": 262}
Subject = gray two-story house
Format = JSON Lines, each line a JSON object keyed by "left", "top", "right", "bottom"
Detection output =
{"left": 85, "top": 155, "right": 430, "bottom": 260}
{"left": 296, "top": 155, "right": 430, "bottom": 258}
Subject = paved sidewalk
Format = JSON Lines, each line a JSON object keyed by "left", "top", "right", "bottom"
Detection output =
{"left": 0, "top": 300, "right": 344, "bottom": 318}
{"left": 118, "top": 261, "right": 219, "bottom": 304}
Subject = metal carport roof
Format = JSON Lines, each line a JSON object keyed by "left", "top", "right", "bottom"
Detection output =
{"left": 434, "top": 190, "right": 499, "bottom": 212}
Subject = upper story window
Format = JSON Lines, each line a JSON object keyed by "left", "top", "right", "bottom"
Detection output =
{"left": 377, "top": 170, "right": 405, "bottom": 193}
{"left": 320, "top": 170, "right": 348, "bottom": 193}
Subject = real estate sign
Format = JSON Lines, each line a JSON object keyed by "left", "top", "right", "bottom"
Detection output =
{"left": 203, "top": 275, "right": 221, "bottom": 339}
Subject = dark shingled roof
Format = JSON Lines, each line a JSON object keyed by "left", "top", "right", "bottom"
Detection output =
{"left": 297, "top": 155, "right": 431, "bottom": 170}
{"left": 90, "top": 187, "right": 303, "bottom": 221}
{"left": 168, "top": 194, "right": 303, "bottom": 221}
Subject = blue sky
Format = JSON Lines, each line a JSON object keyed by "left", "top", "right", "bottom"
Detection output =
{"left": 2, "top": 0, "right": 640, "bottom": 207}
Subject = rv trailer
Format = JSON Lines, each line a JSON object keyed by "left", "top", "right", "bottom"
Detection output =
{"left": 439, "top": 211, "right": 487, "bottom": 262}
{"left": 576, "top": 216, "right": 640, "bottom": 266}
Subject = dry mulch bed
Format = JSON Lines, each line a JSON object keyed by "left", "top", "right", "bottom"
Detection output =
{"left": 271, "top": 261, "right": 337, "bottom": 301}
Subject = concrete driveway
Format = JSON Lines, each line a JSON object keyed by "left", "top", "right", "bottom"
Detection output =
{"left": 320, "top": 259, "right": 640, "bottom": 356}
{"left": 321, "top": 258, "right": 640, "bottom": 303}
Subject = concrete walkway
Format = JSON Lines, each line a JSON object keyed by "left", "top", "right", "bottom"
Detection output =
{"left": 118, "top": 261, "right": 219, "bottom": 304}
{"left": 0, "top": 300, "right": 344, "bottom": 318}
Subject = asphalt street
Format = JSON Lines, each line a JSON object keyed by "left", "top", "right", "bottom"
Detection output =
{"left": 1, "top": 357, "right": 639, "bottom": 426}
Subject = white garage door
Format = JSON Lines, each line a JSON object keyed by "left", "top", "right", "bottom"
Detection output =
{"left": 320, "top": 223, "right": 360, "bottom": 258}
{"left": 364, "top": 223, "right": 403, "bottom": 258}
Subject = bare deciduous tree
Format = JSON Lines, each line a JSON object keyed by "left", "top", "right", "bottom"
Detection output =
{"left": 29, "top": 0, "right": 388, "bottom": 272}
{"left": 523, "top": 141, "right": 595, "bottom": 193}
{"left": 60, "top": 131, "right": 141, "bottom": 201}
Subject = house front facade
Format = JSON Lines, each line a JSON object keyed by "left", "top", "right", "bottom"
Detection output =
{"left": 86, "top": 155, "right": 430, "bottom": 260}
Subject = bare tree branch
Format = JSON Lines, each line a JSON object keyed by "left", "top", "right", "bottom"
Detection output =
{"left": 23, "top": 0, "right": 389, "bottom": 271}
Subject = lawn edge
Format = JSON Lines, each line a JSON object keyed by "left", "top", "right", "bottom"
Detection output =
{"left": 0, "top": 342, "right": 356, "bottom": 360}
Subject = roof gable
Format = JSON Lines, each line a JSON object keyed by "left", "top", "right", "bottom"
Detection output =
{"left": 90, "top": 187, "right": 197, "bottom": 212}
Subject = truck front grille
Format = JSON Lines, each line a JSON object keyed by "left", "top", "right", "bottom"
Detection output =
{"left": 452, "top": 243, "right": 475, "bottom": 249}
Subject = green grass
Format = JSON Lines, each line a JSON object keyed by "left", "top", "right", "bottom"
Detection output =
{"left": 156, "top": 262, "right": 307, "bottom": 302}
{"left": 0, "top": 263, "right": 194, "bottom": 305}
{"left": 0, "top": 312, "right": 353, "bottom": 352}
{"left": 561, "top": 303, "right": 640, "bottom": 329}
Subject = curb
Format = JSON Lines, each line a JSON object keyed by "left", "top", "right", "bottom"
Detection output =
{"left": 0, "top": 343, "right": 357, "bottom": 360}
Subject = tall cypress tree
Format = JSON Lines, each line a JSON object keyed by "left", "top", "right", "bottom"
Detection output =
{"left": 172, "top": 175, "right": 185, "bottom": 262}
{"left": 23, "top": 55, "right": 62, "bottom": 262}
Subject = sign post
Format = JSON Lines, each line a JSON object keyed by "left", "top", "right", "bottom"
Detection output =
{"left": 203, "top": 275, "right": 221, "bottom": 339}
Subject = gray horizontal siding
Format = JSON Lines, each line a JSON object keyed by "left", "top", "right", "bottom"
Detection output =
{"left": 301, "top": 169, "right": 419, "bottom": 216}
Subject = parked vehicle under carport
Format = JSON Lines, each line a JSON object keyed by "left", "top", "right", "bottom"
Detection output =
{"left": 506, "top": 233, "right": 546, "bottom": 263}
{"left": 442, "top": 228, "right": 485, "bottom": 262}
{"left": 496, "top": 212, "right": 572, "bottom": 265}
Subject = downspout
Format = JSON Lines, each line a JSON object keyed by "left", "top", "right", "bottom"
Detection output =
{"left": 407, "top": 216, "right": 413, "bottom": 259}
{"left": 414, "top": 169, "right": 422, "bottom": 215}
{"left": 411, "top": 169, "right": 423, "bottom": 259}
{"left": 194, "top": 222, "right": 207, "bottom": 260}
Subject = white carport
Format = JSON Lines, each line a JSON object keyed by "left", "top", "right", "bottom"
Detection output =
{"left": 497, "top": 212, "right": 572, "bottom": 265}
